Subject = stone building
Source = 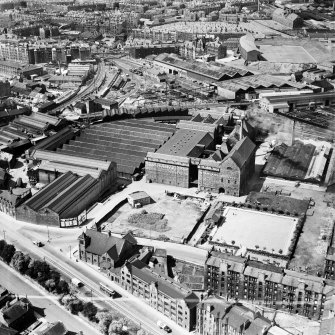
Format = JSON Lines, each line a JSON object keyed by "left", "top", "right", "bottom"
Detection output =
{"left": 0, "top": 188, "right": 31, "bottom": 218}
{"left": 272, "top": 9, "right": 304, "bottom": 29}
{"left": 198, "top": 136, "right": 256, "bottom": 195}
{"left": 205, "top": 251, "right": 332, "bottom": 320}
{"left": 146, "top": 115, "right": 256, "bottom": 196}
{"left": 118, "top": 258, "right": 199, "bottom": 331}
{"left": 0, "top": 80, "right": 10, "bottom": 98}
{"left": 78, "top": 229, "right": 138, "bottom": 271}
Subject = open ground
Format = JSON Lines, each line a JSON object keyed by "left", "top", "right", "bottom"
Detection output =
{"left": 259, "top": 45, "right": 317, "bottom": 63}
{"left": 210, "top": 207, "right": 298, "bottom": 254}
{"left": 103, "top": 191, "right": 207, "bottom": 242}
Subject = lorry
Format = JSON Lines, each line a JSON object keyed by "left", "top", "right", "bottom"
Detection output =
{"left": 71, "top": 278, "right": 83, "bottom": 288}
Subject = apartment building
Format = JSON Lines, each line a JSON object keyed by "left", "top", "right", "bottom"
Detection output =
{"left": 117, "top": 258, "right": 199, "bottom": 331}
{"left": 205, "top": 251, "right": 331, "bottom": 320}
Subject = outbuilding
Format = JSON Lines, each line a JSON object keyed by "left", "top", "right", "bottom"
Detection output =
{"left": 127, "top": 191, "right": 151, "bottom": 208}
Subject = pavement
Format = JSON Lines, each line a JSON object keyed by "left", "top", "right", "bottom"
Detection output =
{"left": 0, "top": 210, "right": 191, "bottom": 335}
{"left": 0, "top": 261, "right": 100, "bottom": 335}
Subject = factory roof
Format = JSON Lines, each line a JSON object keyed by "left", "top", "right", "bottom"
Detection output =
{"left": 216, "top": 74, "right": 307, "bottom": 93}
{"left": 155, "top": 53, "right": 250, "bottom": 81}
{"left": 239, "top": 34, "right": 259, "bottom": 53}
{"left": 157, "top": 129, "right": 213, "bottom": 157}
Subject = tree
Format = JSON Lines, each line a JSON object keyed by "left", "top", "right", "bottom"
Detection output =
{"left": 108, "top": 320, "right": 127, "bottom": 335}
{"left": 278, "top": 249, "right": 283, "bottom": 254}
{"left": 12, "top": 251, "right": 30, "bottom": 273}
{"left": 231, "top": 240, "right": 235, "bottom": 245}
{"left": 1, "top": 244, "right": 16, "bottom": 264}
{"left": 97, "top": 311, "right": 114, "bottom": 335}
{"left": 137, "top": 330, "right": 148, "bottom": 335}
{"left": 56, "top": 279, "right": 69, "bottom": 295}
{"left": 44, "top": 279, "right": 57, "bottom": 292}
{"left": 0, "top": 240, "right": 6, "bottom": 255}
{"left": 82, "top": 301, "right": 98, "bottom": 321}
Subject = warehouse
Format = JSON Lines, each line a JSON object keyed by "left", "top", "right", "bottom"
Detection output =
{"left": 146, "top": 116, "right": 256, "bottom": 196}
{"left": 54, "top": 120, "right": 176, "bottom": 180}
{"left": 262, "top": 140, "right": 331, "bottom": 183}
{"left": 215, "top": 74, "right": 308, "bottom": 100}
{"left": 17, "top": 156, "right": 117, "bottom": 227}
{"left": 239, "top": 35, "right": 261, "bottom": 62}
{"left": 154, "top": 53, "right": 252, "bottom": 82}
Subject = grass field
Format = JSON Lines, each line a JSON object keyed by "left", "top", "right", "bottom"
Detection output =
{"left": 259, "top": 45, "right": 316, "bottom": 63}
{"left": 210, "top": 207, "right": 298, "bottom": 254}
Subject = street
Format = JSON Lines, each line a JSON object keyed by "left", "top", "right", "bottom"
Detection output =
{"left": 0, "top": 261, "right": 100, "bottom": 335}
{"left": 0, "top": 211, "right": 190, "bottom": 335}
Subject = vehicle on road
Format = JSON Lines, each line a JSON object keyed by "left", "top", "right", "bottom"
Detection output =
{"left": 71, "top": 278, "right": 83, "bottom": 287}
{"left": 157, "top": 320, "right": 172, "bottom": 333}
{"left": 99, "top": 282, "right": 116, "bottom": 298}
{"left": 32, "top": 241, "right": 43, "bottom": 247}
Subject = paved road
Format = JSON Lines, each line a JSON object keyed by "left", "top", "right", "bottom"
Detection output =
{"left": 0, "top": 261, "right": 100, "bottom": 335}
{"left": 0, "top": 213, "right": 190, "bottom": 335}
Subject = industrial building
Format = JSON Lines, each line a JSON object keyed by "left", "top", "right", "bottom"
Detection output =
{"left": 263, "top": 140, "right": 332, "bottom": 183}
{"left": 17, "top": 154, "right": 117, "bottom": 227}
{"left": 239, "top": 34, "right": 261, "bottom": 62}
{"left": 154, "top": 53, "right": 252, "bottom": 82}
{"left": 52, "top": 120, "right": 176, "bottom": 180}
{"left": 272, "top": 9, "right": 304, "bottom": 29}
{"left": 146, "top": 115, "right": 256, "bottom": 196}
{"left": 0, "top": 60, "right": 43, "bottom": 78}
{"left": 215, "top": 74, "right": 309, "bottom": 100}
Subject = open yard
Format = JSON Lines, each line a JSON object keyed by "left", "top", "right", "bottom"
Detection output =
{"left": 103, "top": 193, "right": 206, "bottom": 242}
{"left": 210, "top": 207, "right": 298, "bottom": 255}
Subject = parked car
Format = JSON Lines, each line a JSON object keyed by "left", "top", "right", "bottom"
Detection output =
{"left": 157, "top": 321, "right": 172, "bottom": 333}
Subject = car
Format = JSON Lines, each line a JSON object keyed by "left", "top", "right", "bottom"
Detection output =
{"left": 32, "top": 241, "right": 43, "bottom": 247}
{"left": 157, "top": 321, "right": 172, "bottom": 333}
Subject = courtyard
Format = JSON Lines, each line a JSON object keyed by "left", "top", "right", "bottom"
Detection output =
{"left": 210, "top": 207, "right": 298, "bottom": 255}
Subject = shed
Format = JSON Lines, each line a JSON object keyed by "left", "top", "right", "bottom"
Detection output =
{"left": 127, "top": 191, "right": 151, "bottom": 208}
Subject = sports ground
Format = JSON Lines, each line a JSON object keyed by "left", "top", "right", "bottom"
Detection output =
{"left": 259, "top": 45, "right": 317, "bottom": 63}
{"left": 210, "top": 207, "right": 298, "bottom": 255}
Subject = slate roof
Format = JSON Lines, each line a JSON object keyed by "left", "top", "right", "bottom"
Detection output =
{"left": 129, "top": 259, "right": 199, "bottom": 308}
{"left": 227, "top": 136, "right": 256, "bottom": 169}
{"left": 32, "top": 321, "right": 67, "bottom": 335}
{"left": 81, "top": 229, "right": 137, "bottom": 261}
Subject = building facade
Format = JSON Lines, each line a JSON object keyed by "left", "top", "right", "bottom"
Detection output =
{"left": 117, "top": 258, "right": 199, "bottom": 331}
{"left": 205, "top": 251, "right": 330, "bottom": 320}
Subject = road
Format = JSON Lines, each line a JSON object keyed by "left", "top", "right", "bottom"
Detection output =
{"left": 0, "top": 212, "right": 190, "bottom": 335}
{"left": 0, "top": 261, "right": 100, "bottom": 335}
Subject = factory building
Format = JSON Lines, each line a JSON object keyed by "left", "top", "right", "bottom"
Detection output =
{"left": 16, "top": 155, "right": 117, "bottom": 227}
{"left": 146, "top": 115, "right": 256, "bottom": 196}
{"left": 272, "top": 9, "right": 304, "bottom": 29}
{"left": 239, "top": 35, "right": 261, "bottom": 62}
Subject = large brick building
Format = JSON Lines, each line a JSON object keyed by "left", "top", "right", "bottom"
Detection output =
{"left": 146, "top": 115, "right": 256, "bottom": 196}
{"left": 16, "top": 157, "right": 117, "bottom": 227}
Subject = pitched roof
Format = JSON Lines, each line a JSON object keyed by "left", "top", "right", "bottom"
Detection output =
{"left": 129, "top": 259, "right": 199, "bottom": 308}
{"left": 81, "top": 229, "right": 136, "bottom": 260}
{"left": 224, "top": 136, "right": 256, "bottom": 169}
{"left": 32, "top": 321, "right": 67, "bottom": 335}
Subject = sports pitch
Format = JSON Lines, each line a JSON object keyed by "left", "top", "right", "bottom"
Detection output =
{"left": 210, "top": 207, "right": 298, "bottom": 255}
{"left": 259, "top": 45, "right": 317, "bottom": 63}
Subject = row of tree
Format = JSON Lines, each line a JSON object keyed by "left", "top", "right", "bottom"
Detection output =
{"left": 0, "top": 239, "right": 149, "bottom": 335}
{"left": 0, "top": 239, "right": 70, "bottom": 295}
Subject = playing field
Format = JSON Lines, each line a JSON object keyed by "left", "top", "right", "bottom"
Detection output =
{"left": 210, "top": 207, "right": 298, "bottom": 255}
{"left": 259, "top": 45, "right": 317, "bottom": 64}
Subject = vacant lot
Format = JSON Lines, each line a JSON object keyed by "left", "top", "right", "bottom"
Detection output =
{"left": 247, "top": 191, "right": 309, "bottom": 216}
{"left": 104, "top": 193, "right": 205, "bottom": 242}
{"left": 210, "top": 207, "right": 298, "bottom": 255}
